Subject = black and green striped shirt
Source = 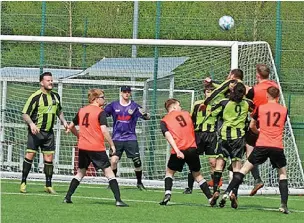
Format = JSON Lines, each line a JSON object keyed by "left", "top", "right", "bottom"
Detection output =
{"left": 204, "top": 79, "right": 241, "bottom": 106}
{"left": 191, "top": 100, "right": 217, "bottom": 132}
{"left": 22, "top": 89, "right": 62, "bottom": 132}
{"left": 211, "top": 98, "right": 254, "bottom": 140}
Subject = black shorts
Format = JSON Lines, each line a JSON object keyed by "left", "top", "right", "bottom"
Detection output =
{"left": 248, "top": 147, "right": 287, "bottom": 169}
{"left": 245, "top": 129, "right": 259, "bottom": 147}
{"left": 167, "top": 148, "right": 201, "bottom": 172}
{"left": 217, "top": 137, "right": 246, "bottom": 161}
{"left": 78, "top": 150, "right": 111, "bottom": 170}
{"left": 195, "top": 131, "right": 217, "bottom": 156}
{"left": 112, "top": 140, "right": 140, "bottom": 159}
{"left": 27, "top": 130, "right": 55, "bottom": 153}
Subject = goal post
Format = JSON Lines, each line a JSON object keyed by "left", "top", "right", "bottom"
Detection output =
{"left": 1, "top": 35, "right": 303, "bottom": 194}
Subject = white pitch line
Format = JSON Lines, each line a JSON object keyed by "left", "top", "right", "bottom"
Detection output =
{"left": 2, "top": 192, "right": 304, "bottom": 213}
{"left": 2, "top": 180, "right": 304, "bottom": 201}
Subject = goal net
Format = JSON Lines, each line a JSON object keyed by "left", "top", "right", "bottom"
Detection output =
{"left": 1, "top": 35, "right": 303, "bottom": 194}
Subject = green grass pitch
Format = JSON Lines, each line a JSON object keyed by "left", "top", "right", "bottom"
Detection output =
{"left": 2, "top": 180, "right": 304, "bottom": 223}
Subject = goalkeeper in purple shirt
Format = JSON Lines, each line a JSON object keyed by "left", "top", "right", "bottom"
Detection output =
{"left": 104, "top": 86, "right": 150, "bottom": 190}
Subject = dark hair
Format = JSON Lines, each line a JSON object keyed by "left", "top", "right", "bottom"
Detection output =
{"left": 230, "top": 69, "right": 244, "bottom": 80}
{"left": 164, "top": 98, "right": 180, "bottom": 112}
{"left": 39, "top": 72, "right": 52, "bottom": 82}
{"left": 229, "top": 82, "right": 246, "bottom": 103}
{"left": 121, "top": 86, "right": 131, "bottom": 92}
{"left": 204, "top": 86, "right": 215, "bottom": 94}
{"left": 256, "top": 64, "right": 270, "bottom": 79}
{"left": 267, "top": 86, "right": 280, "bottom": 99}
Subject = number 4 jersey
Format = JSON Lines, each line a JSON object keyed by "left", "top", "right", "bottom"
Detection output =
{"left": 73, "top": 105, "right": 108, "bottom": 151}
{"left": 161, "top": 110, "right": 197, "bottom": 154}
{"left": 253, "top": 102, "right": 288, "bottom": 149}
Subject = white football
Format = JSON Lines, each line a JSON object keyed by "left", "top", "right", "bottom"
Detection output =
{"left": 219, "top": 15, "right": 234, "bottom": 30}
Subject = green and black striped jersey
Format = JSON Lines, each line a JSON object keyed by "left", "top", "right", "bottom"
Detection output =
{"left": 211, "top": 98, "right": 254, "bottom": 140}
{"left": 191, "top": 100, "right": 217, "bottom": 132}
{"left": 22, "top": 89, "right": 62, "bottom": 132}
{"left": 204, "top": 79, "right": 242, "bottom": 106}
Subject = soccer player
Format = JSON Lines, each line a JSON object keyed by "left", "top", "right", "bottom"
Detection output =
{"left": 183, "top": 85, "right": 221, "bottom": 194}
{"left": 209, "top": 82, "right": 254, "bottom": 208}
{"left": 245, "top": 64, "right": 279, "bottom": 196}
{"left": 104, "top": 86, "right": 150, "bottom": 190}
{"left": 20, "top": 72, "right": 68, "bottom": 194}
{"left": 64, "top": 89, "right": 128, "bottom": 207}
{"left": 219, "top": 86, "right": 289, "bottom": 214}
{"left": 202, "top": 68, "right": 244, "bottom": 109}
{"left": 159, "top": 99, "right": 212, "bottom": 205}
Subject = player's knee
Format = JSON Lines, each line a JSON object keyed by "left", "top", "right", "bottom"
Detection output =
{"left": 132, "top": 156, "right": 142, "bottom": 168}
{"left": 111, "top": 156, "right": 119, "bottom": 164}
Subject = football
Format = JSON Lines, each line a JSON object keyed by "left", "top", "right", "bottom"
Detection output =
{"left": 219, "top": 15, "right": 234, "bottom": 30}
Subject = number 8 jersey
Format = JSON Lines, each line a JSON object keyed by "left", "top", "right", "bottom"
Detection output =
{"left": 161, "top": 110, "right": 197, "bottom": 154}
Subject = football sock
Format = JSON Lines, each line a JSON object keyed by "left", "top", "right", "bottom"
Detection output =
{"left": 232, "top": 184, "right": 240, "bottom": 197}
{"left": 66, "top": 178, "right": 80, "bottom": 198}
{"left": 210, "top": 173, "right": 214, "bottom": 181}
{"left": 250, "top": 165, "right": 261, "bottom": 181}
{"left": 135, "top": 170, "right": 142, "bottom": 184}
{"left": 21, "top": 158, "right": 33, "bottom": 184}
{"left": 225, "top": 172, "right": 244, "bottom": 194}
{"left": 199, "top": 179, "right": 212, "bottom": 199}
{"left": 165, "top": 176, "right": 173, "bottom": 192}
{"left": 113, "top": 168, "right": 117, "bottom": 177}
{"left": 109, "top": 178, "right": 121, "bottom": 202}
{"left": 188, "top": 172, "right": 194, "bottom": 190}
{"left": 44, "top": 161, "right": 54, "bottom": 187}
{"left": 213, "top": 171, "right": 222, "bottom": 193}
{"left": 279, "top": 179, "right": 288, "bottom": 205}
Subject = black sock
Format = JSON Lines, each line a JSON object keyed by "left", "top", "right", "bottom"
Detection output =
{"left": 188, "top": 172, "right": 194, "bottom": 190}
{"left": 44, "top": 161, "right": 54, "bottom": 187}
{"left": 232, "top": 184, "right": 240, "bottom": 198}
{"left": 165, "top": 177, "right": 173, "bottom": 192}
{"left": 66, "top": 178, "right": 80, "bottom": 198}
{"left": 279, "top": 179, "right": 288, "bottom": 205}
{"left": 135, "top": 170, "right": 142, "bottom": 184}
{"left": 109, "top": 178, "right": 121, "bottom": 202}
{"left": 21, "top": 158, "right": 33, "bottom": 184}
{"left": 213, "top": 171, "right": 222, "bottom": 193}
{"left": 113, "top": 168, "right": 117, "bottom": 177}
{"left": 210, "top": 173, "right": 214, "bottom": 181}
{"left": 225, "top": 172, "right": 244, "bottom": 194}
{"left": 251, "top": 165, "right": 261, "bottom": 181}
{"left": 199, "top": 180, "right": 212, "bottom": 199}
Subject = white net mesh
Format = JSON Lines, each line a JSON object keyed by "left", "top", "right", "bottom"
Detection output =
{"left": 1, "top": 37, "right": 303, "bottom": 191}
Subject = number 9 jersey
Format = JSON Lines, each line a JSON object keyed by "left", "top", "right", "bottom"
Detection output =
{"left": 161, "top": 110, "right": 197, "bottom": 154}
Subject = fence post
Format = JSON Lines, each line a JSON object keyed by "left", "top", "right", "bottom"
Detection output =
{"left": 39, "top": 1, "right": 46, "bottom": 75}
{"left": 149, "top": 1, "right": 162, "bottom": 179}
{"left": 275, "top": 1, "right": 282, "bottom": 79}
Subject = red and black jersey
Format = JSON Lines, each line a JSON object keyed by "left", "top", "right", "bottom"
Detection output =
{"left": 253, "top": 102, "right": 287, "bottom": 149}
{"left": 73, "top": 105, "right": 108, "bottom": 151}
{"left": 161, "top": 110, "right": 196, "bottom": 154}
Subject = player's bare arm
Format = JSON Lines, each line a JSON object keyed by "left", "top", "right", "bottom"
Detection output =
{"left": 22, "top": 113, "right": 39, "bottom": 134}
{"left": 101, "top": 125, "right": 116, "bottom": 154}
{"left": 164, "top": 131, "right": 184, "bottom": 159}
{"left": 249, "top": 119, "right": 259, "bottom": 135}
{"left": 57, "top": 111, "right": 68, "bottom": 130}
